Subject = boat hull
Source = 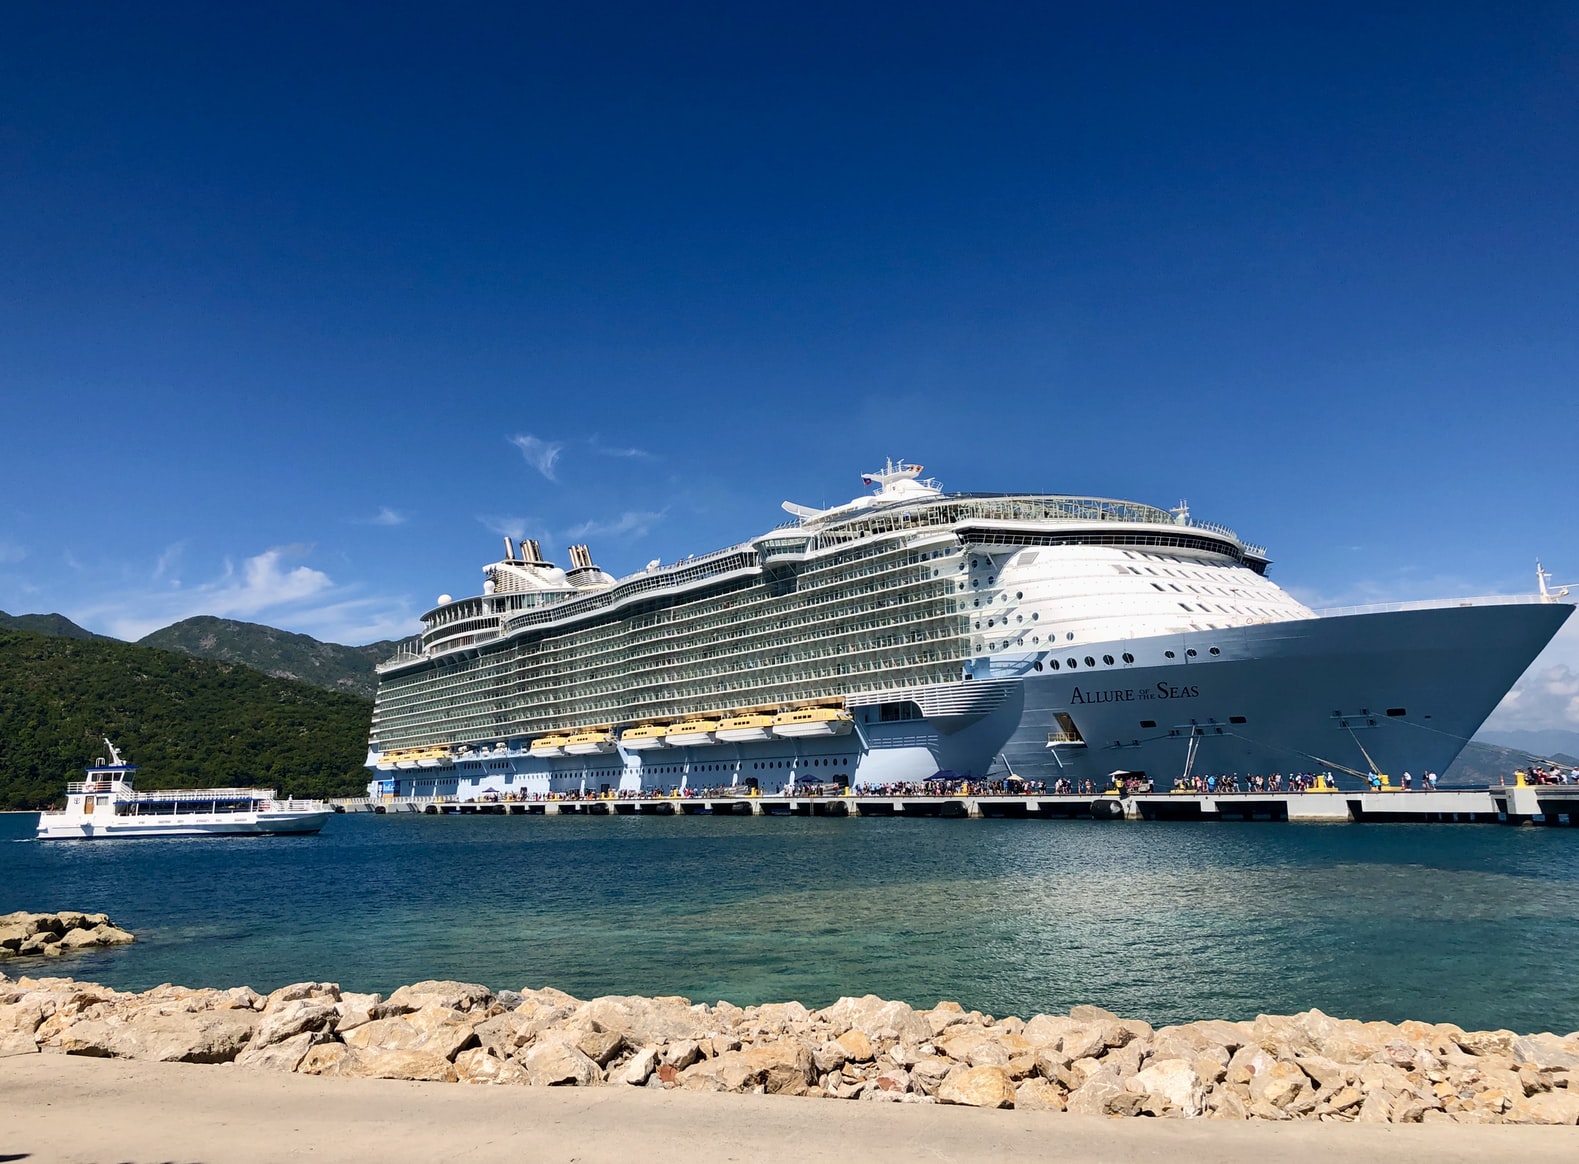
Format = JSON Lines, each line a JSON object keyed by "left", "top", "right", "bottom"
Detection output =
{"left": 365, "top": 602, "right": 1572, "bottom": 799}
{"left": 36, "top": 810, "right": 332, "bottom": 840}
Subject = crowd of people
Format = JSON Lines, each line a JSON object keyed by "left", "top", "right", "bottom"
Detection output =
{"left": 1519, "top": 765, "right": 1579, "bottom": 785}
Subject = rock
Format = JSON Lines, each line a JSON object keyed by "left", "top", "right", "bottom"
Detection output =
{"left": 836, "top": 1028, "right": 875, "bottom": 1062}
{"left": 1021, "top": 1014, "right": 1077, "bottom": 1047}
{"left": 0, "top": 1030, "right": 40, "bottom": 1057}
{"left": 1066, "top": 1065, "right": 1141, "bottom": 1116}
{"left": 1458, "top": 1029, "right": 1518, "bottom": 1057}
{"left": 816, "top": 996, "right": 932, "bottom": 1047}
{"left": 263, "top": 982, "right": 340, "bottom": 1011}
{"left": 812, "top": 1040, "right": 848, "bottom": 1074}
{"left": 522, "top": 1038, "right": 602, "bottom": 1086}
{"left": 345, "top": 1046, "right": 460, "bottom": 1082}
{"left": 1059, "top": 1025, "right": 1107, "bottom": 1062}
{"left": 235, "top": 1031, "right": 322, "bottom": 1072}
{"left": 341, "top": 1006, "right": 476, "bottom": 1061}
{"left": 925, "top": 1001, "right": 970, "bottom": 1036}
{"left": 333, "top": 992, "right": 381, "bottom": 1032}
{"left": 1506, "top": 1089, "right": 1579, "bottom": 1125}
{"left": 618, "top": 1046, "right": 660, "bottom": 1085}
{"left": 1247, "top": 1060, "right": 1310, "bottom": 1109}
{"left": 60, "top": 1010, "right": 259, "bottom": 1063}
{"left": 1014, "top": 1078, "right": 1065, "bottom": 1112}
{"left": 384, "top": 980, "right": 493, "bottom": 1014}
{"left": 454, "top": 1048, "right": 530, "bottom": 1085}
{"left": 1513, "top": 1033, "right": 1579, "bottom": 1074}
{"left": 574, "top": 1027, "right": 625, "bottom": 1067}
{"left": 1354, "top": 1090, "right": 1394, "bottom": 1123}
{"left": 909, "top": 1056, "right": 953, "bottom": 1096}
{"left": 661, "top": 1039, "right": 702, "bottom": 1069}
{"left": 1208, "top": 1088, "right": 1249, "bottom": 1120}
{"left": 1293, "top": 1054, "right": 1348, "bottom": 1094}
{"left": 569, "top": 995, "right": 711, "bottom": 1045}
{"left": 875, "top": 1067, "right": 911, "bottom": 1093}
{"left": 1069, "top": 1005, "right": 1121, "bottom": 1023}
{"left": 1125, "top": 1058, "right": 1207, "bottom": 1117}
{"left": 472, "top": 1012, "right": 533, "bottom": 1060}
{"left": 297, "top": 1042, "right": 354, "bottom": 1075}
{"left": 937, "top": 1065, "right": 1015, "bottom": 1109}
{"left": 715, "top": 1043, "right": 816, "bottom": 1095}
{"left": 250, "top": 999, "right": 339, "bottom": 1048}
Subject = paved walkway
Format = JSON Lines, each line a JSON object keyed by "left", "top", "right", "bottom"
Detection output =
{"left": 2, "top": 1055, "right": 1574, "bottom": 1163}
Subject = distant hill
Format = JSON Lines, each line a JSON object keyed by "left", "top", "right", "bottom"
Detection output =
{"left": 0, "top": 610, "right": 105, "bottom": 640}
{"left": 137, "top": 616, "right": 399, "bottom": 701}
{"left": 0, "top": 628, "right": 373, "bottom": 810}
{"left": 1442, "top": 740, "right": 1579, "bottom": 787}
{"left": 1474, "top": 729, "right": 1579, "bottom": 762}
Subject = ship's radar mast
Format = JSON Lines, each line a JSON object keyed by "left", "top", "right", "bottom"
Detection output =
{"left": 103, "top": 738, "right": 124, "bottom": 766}
{"left": 1171, "top": 500, "right": 1191, "bottom": 525}
{"left": 1537, "top": 561, "right": 1570, "bottom": 602}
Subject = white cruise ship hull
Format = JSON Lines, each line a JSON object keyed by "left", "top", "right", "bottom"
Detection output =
{"left": 366, "top": 601, "right": 1570, "bottom": 799}
{"left": 36, "top": 808, "right": 332, "bottom": 840}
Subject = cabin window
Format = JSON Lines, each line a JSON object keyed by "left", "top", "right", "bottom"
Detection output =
{"left": 1103, "top": 655, "right": 1114, "bottom": 665}
{"left": 1140, "top": 720, "right": 1157, "bottom": 729}
{"left": 1122, "top": 652, "right": 1135, "bottom": 663}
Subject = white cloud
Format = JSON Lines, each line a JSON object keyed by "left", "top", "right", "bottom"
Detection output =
{"left": 588, "top": 435, "right": 652, "bottom": 459}
{"left": 509, "top": 434, "right": 564, "bottom": 481}
{"left": 1486, "top": 615, "right": 1579, "bottom": 730}
{"left": 0, "top": 540, "right": 27, "bottom": 565}
{"left": 371, "top": 506, "right": 407, "bottom": 527}
{"left": 70, "top": 545, "right": 418, "bottom": 644}
{"left": 477, "top": 514, "right": 544, "bottom": 542}
{"left": 562, "top": 510, "right": 665, "bottom": 542}
{"left": 152, "top": 542, "right": 183, "bottom": 583}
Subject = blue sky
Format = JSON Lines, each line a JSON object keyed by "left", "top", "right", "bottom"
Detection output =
{"left": 2, "top": 3, "right": 1576, "bottom": 728}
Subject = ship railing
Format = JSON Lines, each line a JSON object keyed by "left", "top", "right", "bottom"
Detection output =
{"left": 122, "top": 787, "right": 279, "bottom": 802}
{"left": 1314, "top": 594, "right": 1549, "bottom": 618}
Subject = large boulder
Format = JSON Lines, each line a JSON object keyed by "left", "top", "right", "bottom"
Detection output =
{"left": 1125, "top": 1058, "right": 1207, "bottom": 1117}
{"left": 681, "top": 1043, "right": 816, "bottom": 1095}
{"left": 568, "top": 995, "right": 711, "bottom": 1045}
{"left": 937, "top": 1065, "right": 1015, "bottom": 1109}
{"left": 250, "top": 999, "right": 339, "bottom": 1048}
{"left": 1066, "top": 1064, "right": 1142, "bottom": 1117}
{"left": 815, "top": 996, "right": 932, "bottom": 1047}
{"left": 522, "top": 1038, "right": 602, "bottom": 1086}
{"left": 342, "top": 1046, "right": 460, "bottom": 1082}
{"left": 1506, "top": 1089, "right": 1579, "bottom": 1125}
{"left": 234, "top": 1031, "right": 323, "bottom": 1072}
{"left": 1512, "top": 1034, "right": 1579, "bottom": 1074}
{"left": 59, "top": 1010, "right": 259, "bottom": 1063}
{"left": 384, "top": 980, "right": 494, "bottom": 1014}
{"left": 342, "top": 1005, "right": 476, "bottom": 1061}
{"left": 454, "top": 1048, "right": 531, "bottom": 1085}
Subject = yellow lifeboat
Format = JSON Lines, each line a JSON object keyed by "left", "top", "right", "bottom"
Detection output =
{"left": 715, "top": 713, "right": 776, "bottom": 743}
{"left": 564, "top": 730, "right": 614, "bottom": 756}
{"left": 619, "top": 724, "right": 669, "bottom": 751}
{"left": 665, "top": 719, "right": 721, "bottom": 747}
{"left": 771, "top": 708, "right": 854, "bottom": 739}
{"left": 529, "top": 735, "right": 571, "bottom": 757}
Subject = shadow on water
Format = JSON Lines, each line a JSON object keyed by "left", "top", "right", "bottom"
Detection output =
{"left": 3, "top": 812, "right": 1576, "bottom": 1033}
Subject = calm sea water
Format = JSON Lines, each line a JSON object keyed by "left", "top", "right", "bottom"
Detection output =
{"left": 3, "top": 811, "right": 1576, "bottom": 1034}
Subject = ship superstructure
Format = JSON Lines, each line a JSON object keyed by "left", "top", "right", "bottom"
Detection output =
{"left": 368, "top": 463, "right": 1572, "bottom": 798}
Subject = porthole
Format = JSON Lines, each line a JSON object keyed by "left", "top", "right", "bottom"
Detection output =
{"left": 1067, "top": 658, "right": 1078, "bottom": 669}
{"left": 1050, "top": 660, "right": 1060, "bottom": 670}
{"left": 1032, "top": 613, "right": 1039, "bottom": 621}
{"left": 1032, "top": 636, "right": 1040, "bottom": 643}
{"left": 1017, "top": 615, "right": 1023, "bottom": 623}
{"left": 1033, "top": 661, "right": 1043, "bottom": 672}
{"left": 1186, "top": 648, "right": 1198, "bottom": 657}
{"left": 1016, "top": 591, "right": 1023, "bottom": 599}
{"left": 1122, "top": 652, "right": 1134, "bottom": 663}
{"left": 1165, "top": 650, "right": 1175, "bottom": 659}
{"left": 1066, "top": 632, "right": 1074, "bottom": 641}
{"left": 987, "top": 619, "right": 994, "bottom": 627}
{"left": 972, "top": 580, "right": 980, "bottom": 588}
{"left": 1084, "top": 656, "right": 1096, "bottom": 668}
{"left": 1209, "top": 647, "right": 1221, "bottom": 655}
{"left": 1103, "top": 654, "right": 1114, "bottom": 665}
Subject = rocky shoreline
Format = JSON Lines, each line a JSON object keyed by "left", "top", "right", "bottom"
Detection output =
{"left": 1, "top": 972, "right": 1575, "bottom": 1125}
{"left": 0, "top": 912, "right": 135, "bottom": 960}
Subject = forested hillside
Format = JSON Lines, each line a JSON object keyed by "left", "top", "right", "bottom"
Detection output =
{"left": 0, "top": 629, "right": 372, "bottom": 810}
{"left": 138, "top": 615, "right": 397, "bottom": 700}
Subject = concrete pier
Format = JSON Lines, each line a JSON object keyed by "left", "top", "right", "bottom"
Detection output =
{"left": 338, "top": 787, "right": 1579, "bottom": 826}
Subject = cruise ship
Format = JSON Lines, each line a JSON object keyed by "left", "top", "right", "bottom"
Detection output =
{"left": 367, "top": 463, "right": 1572, "bottom": 798}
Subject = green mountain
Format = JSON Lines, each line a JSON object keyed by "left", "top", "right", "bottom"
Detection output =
{"left": 137, "top": 616, "right": 399, "bottom": 701}
{"left": 1441, "top": 740, "right": 1578, "bottom": 787}
{"left": 0, "top": 628, "right": 372, "bottom": 810}
{"left": 0, "top": 610, "right": 105, "bottom": 640}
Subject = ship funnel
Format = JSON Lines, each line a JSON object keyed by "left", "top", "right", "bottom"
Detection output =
{"left": 567, "top": 544, "right": 594, "bottom": 571}
{"left": 503, "top": 536, "right": 516, "bottom": 561}
{"left": 521, "top": 539, "right": 544, "bottom": 564}
{"left": 565, "top": 544, "right": 608, "bottom": 588}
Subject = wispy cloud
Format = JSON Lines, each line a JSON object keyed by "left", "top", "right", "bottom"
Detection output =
{"left": 370, "top": 506, "right": 408, "bottom": 527}
{"left": 477, "top": 514, "right": 545, "bottom": 542}
{"left": 70, "top": 544, "right": 418, "bottom": 644}
{"left": 588, "top": 434, "right": 653, "bottom": 459}
{"left": 509, "top": 433, "right": 564, "bottom": 481}
{"left": 0, "top": 540, "right": 27, "bottom": 566}
{"left": 152, "top": 542, "right": 183, "bottom": 583}
{"left": 1487, "top": 616, "right": 1579, "bottom": 730}
{"left": 562, "top": 510, "right": 666, "bottom": 542}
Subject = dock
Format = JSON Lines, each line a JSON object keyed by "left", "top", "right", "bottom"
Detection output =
{"left": 336, "top": 784, "right": 1579, "bottom": 826}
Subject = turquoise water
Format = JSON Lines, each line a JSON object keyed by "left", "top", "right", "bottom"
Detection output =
{"left": 3, "top": 811, "right": 1577, "bottom": 1034}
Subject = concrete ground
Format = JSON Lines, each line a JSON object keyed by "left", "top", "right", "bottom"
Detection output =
{"left": 1, "top": 1055, "right": 1574, "bottom": 1163}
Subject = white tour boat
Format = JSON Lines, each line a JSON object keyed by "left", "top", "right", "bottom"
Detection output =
{"left": 36, "top": 740, "right": 333, "bottom": 840}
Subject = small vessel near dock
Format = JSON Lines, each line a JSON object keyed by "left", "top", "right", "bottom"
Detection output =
{"left": 35, "top": 741, "right": 332, "bottom": 840}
